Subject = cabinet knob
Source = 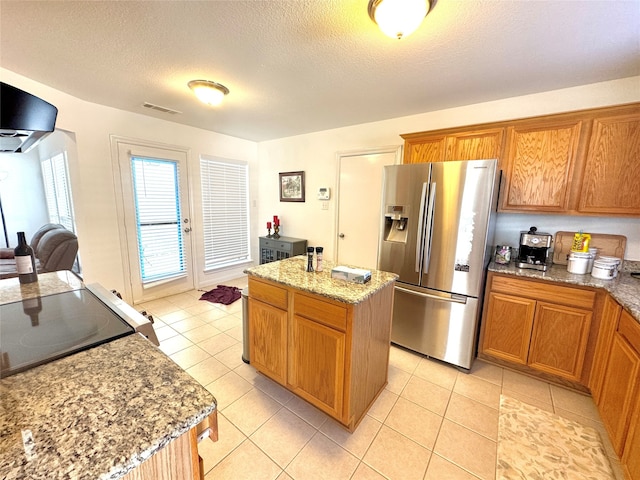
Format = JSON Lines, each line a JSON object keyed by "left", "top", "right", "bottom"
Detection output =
{"left": 339, "top": 233, "right": 345, "bottom": 238}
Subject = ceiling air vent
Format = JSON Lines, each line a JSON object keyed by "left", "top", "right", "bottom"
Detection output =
{"left": 142, "top": 102, "right": 182, "bottom": 115}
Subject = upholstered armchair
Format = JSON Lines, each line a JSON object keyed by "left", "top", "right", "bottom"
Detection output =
{"left": 0, "top": 224, "right": 79, "bottom": 278}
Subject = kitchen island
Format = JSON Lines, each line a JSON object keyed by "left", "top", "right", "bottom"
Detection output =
{"left": 0, "top": 272, "right": 217, "bottom": 480}
{"left": 245, "top": 256, "right": 397, "bottom": 431}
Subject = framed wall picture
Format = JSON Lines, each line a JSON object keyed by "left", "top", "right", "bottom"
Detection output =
{"left": 279, "top": 171, "right": 305, "bottom": 202}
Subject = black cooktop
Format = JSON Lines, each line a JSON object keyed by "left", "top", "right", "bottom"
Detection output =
{"left": 0, "top": 289, "right": 135, "bottom": 378}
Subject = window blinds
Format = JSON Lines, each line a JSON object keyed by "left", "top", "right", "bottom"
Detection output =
{"left": 131, "top": 157, "right": 185, "bottom": 283}
{"left": 41, "top": 152, "right": 75, "bottom": 232}
{"left": 200, "top": 157, "right": 250, "bottom": 270}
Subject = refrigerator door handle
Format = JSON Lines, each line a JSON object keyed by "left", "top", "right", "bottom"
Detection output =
{"left": 422, "top": 182, "right": 437, "bottom": 274}
{"left": 415, "top": 182, "right": 428, "bottom": 273}
{"left": 395, "top": 285, "right": 467, "bottom": 304}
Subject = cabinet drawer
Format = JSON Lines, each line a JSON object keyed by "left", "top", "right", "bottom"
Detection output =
{"left": 491, "top": 275, "right": 595, "bottom": 309}
{"left": 294, "top": 293, "right": 347, "bottom": 332}
{"left": 249, "top": 278, "right": 288, "bottom": 310}
{"left": 260, "top": 239, "right": 292, "bottom": 251}
{"left": 619, "top": 310, "right": 640, "bottom": 355}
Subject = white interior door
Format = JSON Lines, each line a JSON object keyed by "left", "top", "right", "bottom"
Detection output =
{"left": 115, "top": 140, "right": 194, "bottom": 303}
{"left": 336, "top": 147, "right": 401, "bottom": 270}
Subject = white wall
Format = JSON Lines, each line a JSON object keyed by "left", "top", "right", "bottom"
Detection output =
{"left": 256, "top": 76, "right": 640, "bottom": 262}
{"left": 0, "top": 149, "right": 48, "bottom": 246}
{"left": 1, "top": 68, "right": 258, "bottom": 298}
{"left": 3, "top": 68, "right": 638, "bottom": 300}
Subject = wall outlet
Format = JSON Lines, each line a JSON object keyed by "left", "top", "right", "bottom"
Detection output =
{"left": 321, "top": 201, "right": 329, "bottom": 210}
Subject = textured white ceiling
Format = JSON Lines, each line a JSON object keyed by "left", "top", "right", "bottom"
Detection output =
{"left": 1, "top": 1, "right": 638, "bottom": 141}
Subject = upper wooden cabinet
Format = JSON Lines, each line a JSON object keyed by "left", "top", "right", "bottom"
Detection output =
{"left": 501, "top": 120, "right": 582, "bottom": 212}
{"left": 401, "top": 102, "right": 640, "bottom": 216}
{"left": 403, "top": 128, "right": 504, "bottom": 164}
{"left": 578, "top": 112, "right": 640, "bottom": 215}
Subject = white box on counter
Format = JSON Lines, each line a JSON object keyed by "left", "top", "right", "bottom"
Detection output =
{"left": 331, "top": 266, "right": 371, "bottom": 284}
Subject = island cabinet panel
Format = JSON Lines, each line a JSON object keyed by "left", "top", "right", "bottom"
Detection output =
{"left": 500, "top": 120, "right": 582, "bottom": 212}
{"left": 289, "top": 314, "right": 345, "bottom": 419}
{"left": 578, "top": 111, "right": 640, "bottom": 215}
{"left": 249, "top": 295, "right": 288, "bottom": 385}
{"left": 528, "top": 302, "right": 592, "bottom": 381}
{"left": 481, "top": 292, "right": 535, "bottom": 365}
{"left": 123, "top": 427, "right": 200, "bottom": 480}
{"left": 479, "top": 272, "right": 597, "bottom": 387}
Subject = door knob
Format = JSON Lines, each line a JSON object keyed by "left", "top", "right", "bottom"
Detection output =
{"left": 184, "top": 227, "right": 192, "bottom": 233}
{"left": 339, "top": 233, "right": 345, "bottom": 238}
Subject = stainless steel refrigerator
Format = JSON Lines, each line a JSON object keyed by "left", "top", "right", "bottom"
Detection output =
{"left": 377, "top": 159, "right": 499, "bottom": 370}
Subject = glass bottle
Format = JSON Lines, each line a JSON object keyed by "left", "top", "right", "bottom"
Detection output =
{"left": 15, "top": 232, "right": 38, "bottom": 284}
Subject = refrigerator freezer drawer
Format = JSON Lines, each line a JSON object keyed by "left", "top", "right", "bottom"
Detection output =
{"left": 391, "top": 285, "right": 480, "bottom": 370}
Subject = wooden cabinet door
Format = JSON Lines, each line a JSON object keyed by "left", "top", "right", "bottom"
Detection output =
{"left": 578, "top": 112, "right": 640, "bottom": 215}
{"left": 528, "top": 302, "right": 592, "bottom": 381}
{"left": 249, "top": 299, "right": 287, "bottom": 385}
{"left": 405, "top": 135, "right": 446, "bottom": 163}
{"left": 623, "top": 396, "right": 640, "bottom": 480}
{"left": 481, "top": 292, "right": 536, "bottom": 365}
{"left": 599, "top": 332, "right": 640, "bottom": 455}
{"left": 501, "top": 121, "right": 582, "bottom": 212}
{"left": 443, "top": 128, "right": 504, "bottom": 161}
{"left": 590, "top": 295, "right": 622, "bottom": 403}
{"left": 289, "top": 314, "right": 345, "bottom": 419}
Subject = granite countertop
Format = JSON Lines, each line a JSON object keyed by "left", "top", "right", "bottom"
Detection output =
{"left": 488, "top": 260, "right": 640, "bottom": 323}
{"left": 0, "top": 335, "right": 216, "bottom": 480}
{"left": 245, "top": 255, "right": 398, "bottom": 304}
{"left": 0, "top": 272, "right": 217, "bottom": 480}
{"left": 0, "top": 270, "right": 84, "bottom": 305}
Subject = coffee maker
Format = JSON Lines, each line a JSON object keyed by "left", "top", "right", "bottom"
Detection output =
{"left": 516, "top": 226, "right": 552, "bottom": 271}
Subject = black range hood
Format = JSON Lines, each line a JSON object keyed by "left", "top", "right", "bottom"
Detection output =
{"left": 0, "top": 82, "right": 58, "bottom": 153}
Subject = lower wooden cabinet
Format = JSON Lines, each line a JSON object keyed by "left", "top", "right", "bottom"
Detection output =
{"left": 596, "top": 308, "right": 640, "bottom": 468}
{"left": 249, "top": 299, "right": 287, "bottom": 385}
{"left": 589, "top": 294, "right": 623, "bottom": 403}
{"left": 528, "top": 302, "right": 592, "bottom": 380}
{"left": 289, "top": 314, "right": 345, "bottom": 419}
{"left": 623, "top": 397, "right": 640, "bottom": 480}
{"left": 482, "top": 292, "right": 535, "bottom": 365}
{"left": 480, "top": 273, "right": 595, "bottom": 383}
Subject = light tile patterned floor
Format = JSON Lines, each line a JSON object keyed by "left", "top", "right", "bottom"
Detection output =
{"left": 138, "top": 276, "right": 625, "bottom": 480}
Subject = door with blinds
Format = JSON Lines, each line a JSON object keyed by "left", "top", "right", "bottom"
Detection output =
{"left": 115, "top": 140, "right": 193, "bottom": 303}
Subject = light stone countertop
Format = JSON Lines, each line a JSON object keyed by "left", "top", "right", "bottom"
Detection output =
{"left": 0, "top": 272, "right": 217, "bottom": 480}
{"left": 0, "top": 270, "right": 84, "bottom": 305}
{"left": 488, "top": 260, "right": 640, "bottom": 323}
{"left": 244, "top": 255, "right": 398, "bottom": 304}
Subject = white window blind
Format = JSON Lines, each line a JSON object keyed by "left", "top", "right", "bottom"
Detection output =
{"left": 200, "top": 157, "right": 250, "bottom": 270}
{"left": 41, "top": 152, "right": 75, "bottom": 232}
{"left": 131, "top": 157, "right": 185, "bottom": 283}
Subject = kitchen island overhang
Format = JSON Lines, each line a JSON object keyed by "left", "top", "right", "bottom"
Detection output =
{"left": 0, "top": 271, "right": 218, "bottom": 479}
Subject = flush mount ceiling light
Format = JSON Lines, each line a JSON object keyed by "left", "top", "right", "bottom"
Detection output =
{"left": 188, "top": 79, "right": 229, "bottom": 106}
{"left": 368, "top": 0, "right": 430, "bottom": 40}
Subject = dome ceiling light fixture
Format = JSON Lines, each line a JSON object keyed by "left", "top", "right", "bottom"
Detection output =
{"left": 368, "top": 0, "right": 430, "bottom": 40}
{"left": 188, "top": 79, "right": 230, "bottom": 106}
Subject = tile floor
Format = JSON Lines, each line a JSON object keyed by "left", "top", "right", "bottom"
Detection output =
{"left": 138, "top": 276, "right": 624, "bottom": 480}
